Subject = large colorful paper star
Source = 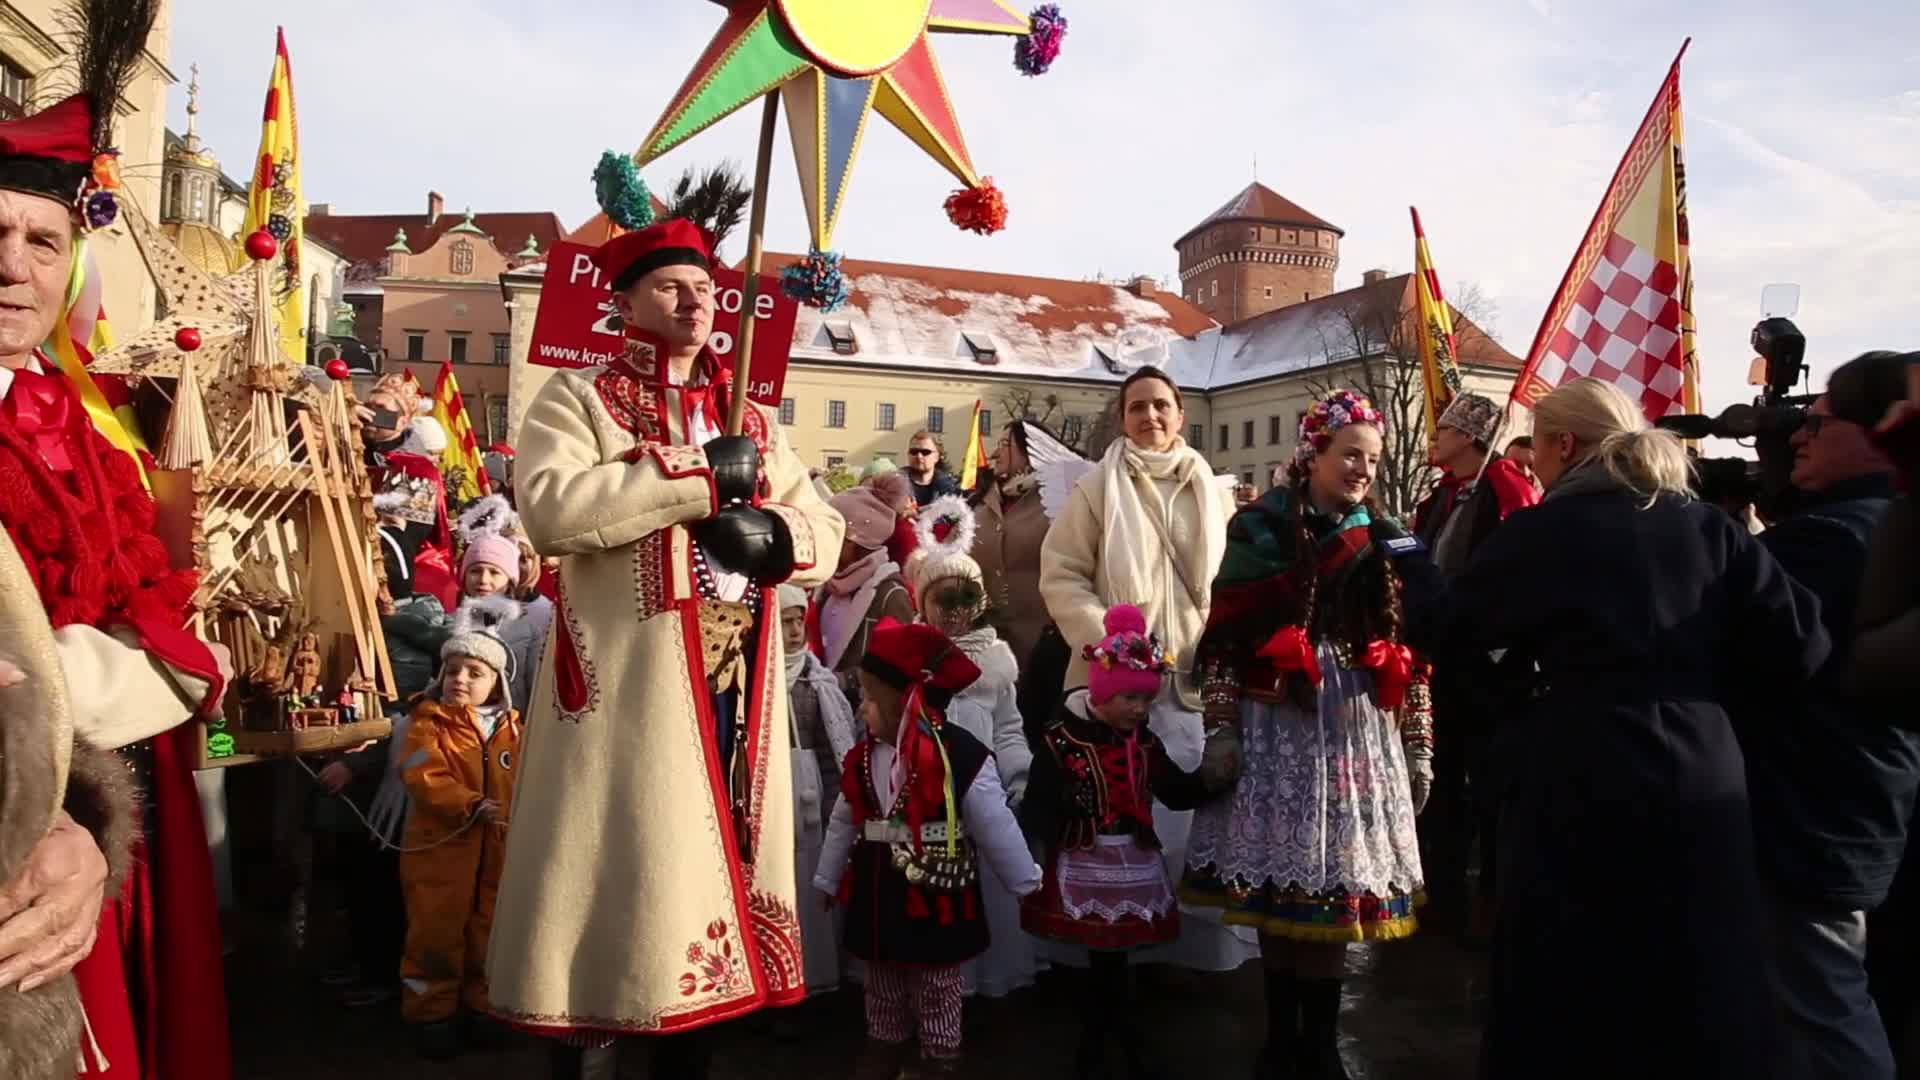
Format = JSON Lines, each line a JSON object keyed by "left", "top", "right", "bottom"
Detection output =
{"left": 639, "top": 0, "right": 1032, "bottom": 250}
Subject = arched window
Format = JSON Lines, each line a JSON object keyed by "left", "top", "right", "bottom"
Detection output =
{"left": 188, "top": 176, "right": 206, "bottom": 222}
{"left": 164, "top": 173, "right": 182, "bottom": 219}
{"left": 450, "top": 241, "right": 473, "bottom": 276}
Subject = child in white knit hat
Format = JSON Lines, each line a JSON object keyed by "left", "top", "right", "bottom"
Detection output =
{"left": 910, "top": 495, "right": 1039, "bottom": 998}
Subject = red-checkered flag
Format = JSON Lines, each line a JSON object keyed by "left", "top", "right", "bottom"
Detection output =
{"left": 1512, "top": 41, "right": 1700, "bottom": 421}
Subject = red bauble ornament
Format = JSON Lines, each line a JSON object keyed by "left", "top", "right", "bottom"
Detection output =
{"left": 173, "top": 326, "right": 202, "bottom": 352}
{"left": 324, "top": 359, "right": 351, "bottom": 381}
{"left": 245, "top": 230, "right": 278, "bottom": 261}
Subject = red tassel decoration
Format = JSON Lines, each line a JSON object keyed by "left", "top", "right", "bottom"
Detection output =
{"left": 944, "top": 178, "right": 1009, "bottom": 235}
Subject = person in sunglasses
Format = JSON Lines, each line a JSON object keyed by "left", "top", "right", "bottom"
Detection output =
{"left": 903, "top": 431, "right": 960, "bottom": 508}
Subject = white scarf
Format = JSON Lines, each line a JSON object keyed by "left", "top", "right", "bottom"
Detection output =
{"left": 1095, "top": 436, "right": 1225, "bottom": 676}
{"left": 820, "top": 549, "right": 899, "bottom": 669}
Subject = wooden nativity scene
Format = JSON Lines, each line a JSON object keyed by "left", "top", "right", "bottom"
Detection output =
{"left": 94, "top": 201, "right": 397, "bottom": 766}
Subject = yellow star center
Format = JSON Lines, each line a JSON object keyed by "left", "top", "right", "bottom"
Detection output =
{"left": 775, "top": 0, "right": 932, "bottom": 76}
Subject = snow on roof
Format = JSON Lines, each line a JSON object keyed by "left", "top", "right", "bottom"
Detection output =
{"left": 500, "top": 252, "right": 1517, "bottom": 390}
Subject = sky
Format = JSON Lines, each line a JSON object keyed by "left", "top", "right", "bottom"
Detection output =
{"left": 168, "top": 0, "right": 1919, "bottom": 430}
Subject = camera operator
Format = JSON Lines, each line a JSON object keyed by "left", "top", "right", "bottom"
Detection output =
{"left": 1850, "top": 352, "right": 1920, "bottom": 1073}
{"left": 1744, "top": 350, "right": 1911, "bottom": 1080}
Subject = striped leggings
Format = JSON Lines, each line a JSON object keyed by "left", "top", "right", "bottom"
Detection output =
{"left": 866, "top": 961, "right": 964, "bottom": 1059}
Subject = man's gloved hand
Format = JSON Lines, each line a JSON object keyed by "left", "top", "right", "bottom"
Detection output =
{"left": 696, "top": 506, "right": 796, "bottom": 583}
{"left": 704, "top": 436, "right": 763, "bottom": 506}
{"left": 1407, "top": 753, "right": 1434, "bottom": 816}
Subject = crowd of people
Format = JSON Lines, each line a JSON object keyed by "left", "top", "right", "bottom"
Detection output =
{"left": 0, "top": 55, "right": 1916, "bottom": 1080}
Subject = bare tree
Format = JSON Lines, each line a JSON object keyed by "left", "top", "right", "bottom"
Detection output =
{"left": 997, "top": 385, "right": 1112, "bottom": 455}
{"left": 1303, "top": 280, "right": 1498, "bottom": 517}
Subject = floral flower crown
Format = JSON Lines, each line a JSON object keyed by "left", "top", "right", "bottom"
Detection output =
{"left": 1289, "top": 389, "right": 1387, "bottom": 479}
{"left": 1083, "top": 632, "right": 1176, "bottom": 674}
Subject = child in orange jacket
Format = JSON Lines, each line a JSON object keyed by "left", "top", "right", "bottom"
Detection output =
{"left": 398, "top": 595, "right": 523, "bottom": 1059}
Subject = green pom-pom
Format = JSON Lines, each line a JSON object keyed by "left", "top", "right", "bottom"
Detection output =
{"left": 207, "top": 732, "right": 235, "bottom": 759}
{"left": 593, "top": 151, "right": 655, "bottom": 231}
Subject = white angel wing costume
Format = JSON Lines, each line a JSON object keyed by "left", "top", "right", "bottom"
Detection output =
{"left": 1025, "top": 422, "right": 1095, "bottom": 524}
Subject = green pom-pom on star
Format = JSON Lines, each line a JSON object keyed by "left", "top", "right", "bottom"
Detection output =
{"left": 593, "top": 151, "right": 656, "bottom": 231}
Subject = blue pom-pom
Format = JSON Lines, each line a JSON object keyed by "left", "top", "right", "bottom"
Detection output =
{"left": 593, "top": 151, "right": 655, "bottom": 231}
{"left": 781, "top": 248, "right": 850, "bottom": 312}
{"left": 1014, "top": 5, "right": 1067, "bottom": 76}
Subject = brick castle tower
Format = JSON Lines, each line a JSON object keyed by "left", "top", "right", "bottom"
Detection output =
{"left": 1175, "top": 182, "right": 1343, "bottom": 325}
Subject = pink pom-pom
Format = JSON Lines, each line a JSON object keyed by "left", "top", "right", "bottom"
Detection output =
{"left": 1104, "top": 604, "right": 1147, "bottom": 636}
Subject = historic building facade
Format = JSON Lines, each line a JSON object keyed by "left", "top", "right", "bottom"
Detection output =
{"left": 502, "top": 181, "right": 1520, "bottom": 493}
{"left": 307, "top": 194, "right": 567, "bottom": 444}
{"left": 158, "top": 68, "right": 346, "bottom": 353}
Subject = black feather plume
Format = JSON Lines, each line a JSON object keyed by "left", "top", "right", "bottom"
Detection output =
{"left": 55, "top": 0, "right": 160, "bottom": 151}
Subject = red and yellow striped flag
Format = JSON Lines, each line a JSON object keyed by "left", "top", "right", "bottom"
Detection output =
{"left": 1410, "top": 206, "right": 1462, "bottom": 453}
{"left": 959, "top": 399, "right": 986, "bottom": 490}
{"left": 241, "top": 28, "right": 306, "bottom": 363}
{"left": 1511, "top": 41, "right": 1699, "bottom": 421}
{"left": 431, "top": 361, "right": 490, "bottom": 503}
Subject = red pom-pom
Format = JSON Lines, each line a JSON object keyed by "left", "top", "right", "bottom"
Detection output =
{"left": 173, "top": 326, "right": 202, "bottom": 352}
{"left": 21, "top": 509, "right": 64, "bottom": 556}
{"left": 51, "top": 597, "right": 98, "bottom": 630}
{"left": 245, "top": 230, "right": 278, "bottom": 261}
{"left": 115, "top": 491, "right": 156, "bottom": 532}
{"left": 156, "top": 569, "right": 199, "bottom": 611}
{"left": 1103, "top": 603, "right": 1147, "bottom": 636}
{"left": 324, "top": 358, "right": 351, "bottom": 380}
{"left": 66, "top": 559, "right": 108, "bottom": 607}
{"left": 35, "top": 558, "right": 63, "bottom": 597}
{"left": 944, "top": 179, "right": 1009, "bottom": 236}
{"left": 120, "top": 532, "right": 171, "bottom": 581}
{"left": 0, "top": 460, "right": 34, "bottom": 519}
{"left": 106, "top": 553, "right": 141, "bottom": 601}
{"left": 98, "top": 449, "right": 139, "bottom": 489}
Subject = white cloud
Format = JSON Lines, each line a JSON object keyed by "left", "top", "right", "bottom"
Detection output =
{"left": 168, "top": 0, "right": 1920, "bottom": 433}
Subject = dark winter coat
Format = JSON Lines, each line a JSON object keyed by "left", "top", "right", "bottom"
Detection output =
{"left": 1401, "top": 468, "right": 1828, "bottom": 1080}
{"left": 1747, "top": 472, "right": 1909, "bottom": 912}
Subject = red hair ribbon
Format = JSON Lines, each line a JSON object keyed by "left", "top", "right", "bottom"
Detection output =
{"left": 1362, "top": 640, "right": 1414, "bottom": 709}
{"left": 1256, "top": 626, "right": 1322, "bottom": 685}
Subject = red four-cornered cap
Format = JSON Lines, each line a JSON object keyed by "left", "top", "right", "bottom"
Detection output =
{"left": 591, "top": 218, "right": 715, "bottom": 289}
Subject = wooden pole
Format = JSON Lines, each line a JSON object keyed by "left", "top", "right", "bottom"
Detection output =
{"left": 726, "top": 91, "right": 781, "bottom": 436}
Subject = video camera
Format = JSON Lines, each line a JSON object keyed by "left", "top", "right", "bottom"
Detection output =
{"left": 1656, "top": 286, "right": 1813, "bottom": 518}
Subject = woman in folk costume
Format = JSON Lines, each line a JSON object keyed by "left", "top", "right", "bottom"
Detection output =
{"left": 813, "top": 619, "right": 1041, "bottom": 1078}
{"left": 0, "top": 529, "right": 139, "bottom": 1080}
{"left": 911, "top": 495, "right": 1039, "bottom": 997}
{"left": 815, "top": 485, "right": 915, "bottom": 697}
{"left": 1039, "top": 366, "right": 1260, "bottom": 974}
{"left": 1182, "top": 391, "right": 1434, "bottom": 1080}
{"left": 0, "top": 3, "right": 233, "bottom": 1076}
{"left": 776, "top": 584, "right": 856, "bottom": 996}
{"left": 487, "top": 214, "right": 843, "bottom": 1080}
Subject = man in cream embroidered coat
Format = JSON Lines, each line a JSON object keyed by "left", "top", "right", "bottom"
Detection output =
{"left": 487, "top": 219, "right": 843, "bottom": 1075}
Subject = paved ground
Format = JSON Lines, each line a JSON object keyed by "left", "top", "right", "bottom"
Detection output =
{"left": 226, "top": 906, "right": 1486, "bottom": 1079}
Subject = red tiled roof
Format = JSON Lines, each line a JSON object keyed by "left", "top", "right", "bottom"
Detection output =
{"left": 759, "top": 252, "right": 1216, "bottom": 341}
{"left": 1177, "top": 182, "right": 1343, "bottom": 244}
{"left": 307, "top": 209, "right": 570, "bottom": 264}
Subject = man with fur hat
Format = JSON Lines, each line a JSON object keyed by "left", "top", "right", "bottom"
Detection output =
{"left": 1409, "top": 391, "right": 1537, "bottom": 937}
{"left": 0, "top": 2, "right": 232, "bottom": 1075}
{"left": 492, "top": 214, "right": 843, "bottom": 1079}
{"left": 816, "top": 485, "right": 915, "bottom": 696}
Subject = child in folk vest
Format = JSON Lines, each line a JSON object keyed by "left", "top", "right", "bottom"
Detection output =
{"left": 814, "top": 619, "right": 1042, "bottom": 1078}
{"left": 399, "top": 597, "right": 525, "bottom": 1059}
{"left": 1020, "top": 604, "right": 1226, "bottom": 1079}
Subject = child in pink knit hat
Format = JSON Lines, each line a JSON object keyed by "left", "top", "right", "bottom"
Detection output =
{"left": 1018, "top": 603, "right": 1227, "bottom": 1077}
{"left": 453, "top": 495, "right": 542, "bottom": 709}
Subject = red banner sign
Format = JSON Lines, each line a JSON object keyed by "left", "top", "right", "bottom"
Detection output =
{"left": 526, "top": 240, "right": 796, "bottom": 404}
